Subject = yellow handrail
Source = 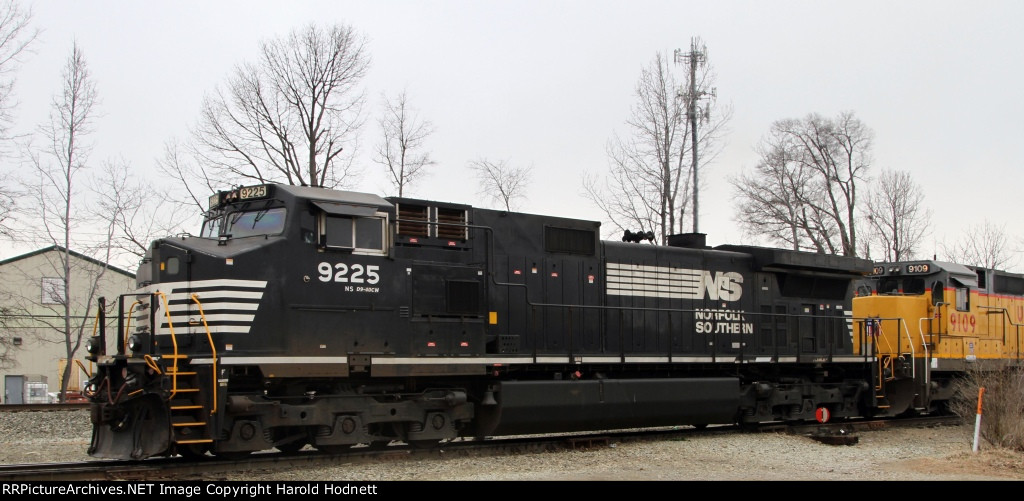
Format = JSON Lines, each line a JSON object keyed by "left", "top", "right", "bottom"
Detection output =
{"left": 899, "top": 317, "right": 916, "bottom": 378}
{"left": 143, "top": 354, "right": 163, "bottom": 375}
{"left": 190, "top": 293, "right": 218, "bottom": 416}
{"left": 864, "top": 317, "right": 896, "bottom": 390}
{"left": 123, "top": 300, "right": 142, "bottom": 353}
{"left": 866, "top": 318, "right": 898, "bottom": 355}
{"left": 74, "top": 359, "right": 92, "bottom": 379}
{"left": 156, "top": 292, "right": 181, "bottom": 399}
{"left": 91, "top": 307, "right": 100, "bottom": 337}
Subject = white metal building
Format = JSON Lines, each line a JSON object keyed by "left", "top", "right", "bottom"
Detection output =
{"left": 0, "top": 246, "right": 136, "bottom": 404}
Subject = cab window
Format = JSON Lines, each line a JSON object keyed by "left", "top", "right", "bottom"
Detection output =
{"left": 931, "top": 281, "right": 944, "bottom": 306}
{"left": 321, "top": 214, "right": 386, "bottom": 254}
{"left": 877, "top": 278, "right": 899, "bottom": 294}
{"left": 903, "top": 278, "right": 925, "bottom": 295}
{"left": 955, "top": 287, "right": 970, "bottom": 311}
{"left": 201, "top": 217, "right": 222, "bottom": 238}
{"left": 226, "top": 208, "right": 287, "bottom": 238}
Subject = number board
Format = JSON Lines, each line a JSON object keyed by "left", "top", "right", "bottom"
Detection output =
{"left": 208, "top": 192, "right": 224, "bottom": 210}
{"left": 905, "top": 264, "right": 930, "bottom": 274}
{"left": 238, "top": 185, "right": 269, "bottom": 201}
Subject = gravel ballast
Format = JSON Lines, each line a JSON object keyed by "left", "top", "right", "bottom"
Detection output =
{"left": 2, "top": 409, "right": 1022, "bottom": 481}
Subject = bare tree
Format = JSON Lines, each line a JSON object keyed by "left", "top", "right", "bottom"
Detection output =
{"left": 469, "top": 158, "right": 532, "bottom": 212}
{"left": 193, "top": 23, "right": 370, "bottom": 189}
{"left": 732, "top": 111, "right": 872, "bottom": 256}
{"left": 0, "top": 172, "right": 15, "bottom": 238}
{"left": 732, "top": 132, "right": 826, "bottom": 251}
{"left": 156, "top": 138, "right": 226, "bottom": 217}
{"left": 0, "top": 302, "right": 14, "bottom": 371}
{"left": 0, "top": 1, "right": 38, "bottom": 239}
{"left": 940, "top": 220, "right": 1014, "bottom": 271}
{"left": 374, "top": 90, "right": 435, "bottom": 197}
{"left": 0, "top": 0, "right": 37, "bottom": 143}
{"left": 863, "top": 169, "right": 931, "bottom": 261}
{"left": 29, "top": 40, "right": 97, "bottom": 257}
{"left": 93, "top": 160, "right": 193, "bottom": 268}
{"left": 583, "top": 50, "right": 730, "bottom": 243}
{"left": 21, "top": 42, "right": 103, "bottom": 402}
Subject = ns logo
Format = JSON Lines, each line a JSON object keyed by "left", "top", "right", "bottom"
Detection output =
{"left": 698, "top": 271, "right": 743, "bottom": 301}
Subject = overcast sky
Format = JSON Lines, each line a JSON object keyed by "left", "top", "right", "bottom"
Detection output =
{"left": 4, "top": 0, "right": 1023, "bottom": 267}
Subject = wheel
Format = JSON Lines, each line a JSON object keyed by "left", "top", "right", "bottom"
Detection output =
{"left": 928, "top": 400, "right": 951, "bottom": 416}
{"left": 177, "top": 443, "right": 209, "bottom": 460}
{"left": 214, "top": 450, "right": 252, "bottom": 460}
{"left": 316, "top": 444, "right": 352, "bottom": 454}
{"left": 408, "top": 439, "right": 440, "bottom": 450}
{"left": 275, "top": 440, "right": 307, "bottom": 453}
{"left": 354, "top": 440, "right": 389, "bottom": 450}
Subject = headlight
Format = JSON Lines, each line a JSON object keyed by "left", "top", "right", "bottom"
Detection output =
{"left": 128, "top": 335, "right": 142, "bottom": 352}
{"left": 85, "top": 336, "right": 100, "bottom": 354}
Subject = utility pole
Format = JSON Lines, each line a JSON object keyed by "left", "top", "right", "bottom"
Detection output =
{"left": 674, "top": 38, "right": 715, "bottom": 234}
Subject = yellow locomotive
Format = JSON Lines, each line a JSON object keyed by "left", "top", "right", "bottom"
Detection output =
{"left": 852, "top": 260, "right": 1024, "bottom": 415}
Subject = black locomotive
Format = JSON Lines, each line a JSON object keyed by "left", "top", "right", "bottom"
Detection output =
{"left": 84, "top": 183, "right": 884, "bottom": 460}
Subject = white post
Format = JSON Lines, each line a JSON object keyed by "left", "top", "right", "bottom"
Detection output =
{"left": 972, "top": 387, "right": 985, "bottom": 453}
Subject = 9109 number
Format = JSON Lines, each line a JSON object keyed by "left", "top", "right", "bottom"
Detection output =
{"left": 317, "top": 262, "right": 380, "bottom": 284}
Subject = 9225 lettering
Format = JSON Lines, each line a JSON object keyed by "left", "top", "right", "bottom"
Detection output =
{"left": 317, "top": 262, "right": 380, "bottom": 285}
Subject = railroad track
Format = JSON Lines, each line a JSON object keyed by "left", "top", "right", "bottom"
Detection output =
{"left": 784, "top": 414, "right": 960, "bottom": 435}
{"left": 0, "top": 426, "right": 728, "bottom": 481}
{"left": 0, "top": 403, "right": 89, "bottom": 412}
{"left": 781, "top": 414, "right": 961, "bottom": 445}
{"left": 0, "top": 415, "right": 961, "bottom": 481}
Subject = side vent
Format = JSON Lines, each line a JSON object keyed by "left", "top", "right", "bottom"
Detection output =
{"left": 545, "top": 226, "right": 596, "bottom": 255}
{"left": 394, "top": 201, "right": 469, "bottom": 248}
{"left": 397, "top": 203, "right": 429, "bottom": 237}
{"left": 436, "top": 207, "right": 468, "bottom": 240}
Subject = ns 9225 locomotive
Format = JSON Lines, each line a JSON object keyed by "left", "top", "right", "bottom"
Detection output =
{"left": 85, "top": 183, "right": 917, "bottom": 460}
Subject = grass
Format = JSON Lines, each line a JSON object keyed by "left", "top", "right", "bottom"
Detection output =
{"left": 950, "top": 366, "right": 1024, "bottom": 452}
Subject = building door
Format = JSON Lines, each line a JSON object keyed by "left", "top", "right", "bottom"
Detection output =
{"left": 4, "top": 375, "right": 24, "bottom": 404}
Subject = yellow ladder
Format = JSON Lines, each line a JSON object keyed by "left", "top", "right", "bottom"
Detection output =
{"left": 155, "top": 292, "right": 220, "bottom": 449}
{"left": 167, "top": 356, "right": 212, "bottom": 446}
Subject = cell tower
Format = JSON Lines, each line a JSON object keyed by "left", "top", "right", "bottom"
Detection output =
{"left": 674, "top": 37, "right": 716, "bottom": 234}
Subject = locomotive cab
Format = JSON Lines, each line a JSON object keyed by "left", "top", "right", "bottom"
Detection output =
{"left": 86, "top": 183, "right": 406, "bottom": 459}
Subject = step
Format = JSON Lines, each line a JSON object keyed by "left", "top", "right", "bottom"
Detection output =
{"left": 174, "top": 439, "right": 214, "bottom": 444}
{"left": 169, "top": 398, "right": 202, "bottom": 406}
{"left": 166, "top": 369, "right": 197, "bottom": 376}
{"left": 172, "top": 421, "right": 208, "bottom": 427}
{"left": 170, "top": 405, "right": 204, "bottom": 411}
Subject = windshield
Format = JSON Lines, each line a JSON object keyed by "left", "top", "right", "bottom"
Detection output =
{"left": 201, "top": 215, "right": 223, "bottom": 238}
{"left": 876, "top": 277, "right": 925, "bottom": 295}
{"left": 225, "top": 207, "right": 287, "bottom": 238}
